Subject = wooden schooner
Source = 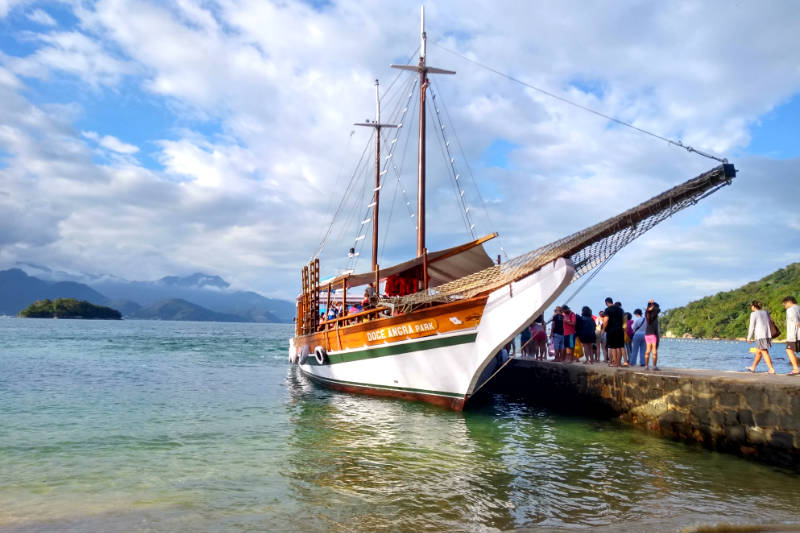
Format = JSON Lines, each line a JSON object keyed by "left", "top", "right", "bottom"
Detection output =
{"left": 288, "top": 9, "right": 736, "bottom": 410}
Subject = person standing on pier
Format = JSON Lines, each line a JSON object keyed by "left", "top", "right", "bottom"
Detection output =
{"left": 624, "top": 312, "right": 634, "bottom": 362}
{"left": 561, "top": 305, "right": 577, "bottom": 362}
{"left": 531, "top": 316, "right": 548, "bottom": 360}
{"left": 595, "top": 311, "right": 606, "bottom": 362}
{"left": 783, "top": 296, "right": 800, "bottom": 375}
{"left": 602, "top": 297, "right": 628, "bottom": 367}
{"left": 578, "top": 306, "right": 597, "bottom": 363}
{"left": 551, "top": 307, "right": 564, "bottom": 361}
{"left": 746, "top": 300, "right": 776, "bottom": 374}
{"left": 644, "top": 300, "right": 661, "bottom": 370}
{"left": 630, "top": 308, "right": 646, "bottom": 366}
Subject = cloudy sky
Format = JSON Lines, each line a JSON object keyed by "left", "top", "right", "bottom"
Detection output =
{"left": 0, "top": 0, "right": 798, "bottom": 310}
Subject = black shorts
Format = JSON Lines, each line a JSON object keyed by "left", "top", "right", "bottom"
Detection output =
{"left": 607, "top": 329, "right": 625, "bottom": 349}
{"left": 788, "top": 341, "right": 800, "bottom": 352}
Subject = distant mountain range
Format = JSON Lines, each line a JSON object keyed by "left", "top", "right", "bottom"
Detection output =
{"left": 131, "top": 298, "right": 245, "bottom": 322}
{"left": 0, "top": 267, "right": 294, "bottom": 323}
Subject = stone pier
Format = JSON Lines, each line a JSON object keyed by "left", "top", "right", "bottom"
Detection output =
{"left": 488, "top": 359, "right": 800, "bottom": 468}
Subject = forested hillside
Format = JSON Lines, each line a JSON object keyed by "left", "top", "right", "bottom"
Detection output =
{"left": 661, "top": 263, "right": 800, "bottom": 339}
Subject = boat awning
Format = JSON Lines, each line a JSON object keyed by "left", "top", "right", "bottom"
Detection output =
{"left": 321, "top": 233, "right": 497, "bottom": 290}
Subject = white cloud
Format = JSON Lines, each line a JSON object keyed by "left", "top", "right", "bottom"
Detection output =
{"left": 0, "top": 0, "right": 27, "bottom": 18}
{"left": 27, "top": 8, "right": 56, "bottom": 26}
{"left": 6, "top": 31, "right": 133, "bottom": 87}
{"left": 0, "top": 0, "right": 799, "bottom": 302}
{"left": 82, "top": 130, "right": 140, "bottom": 154}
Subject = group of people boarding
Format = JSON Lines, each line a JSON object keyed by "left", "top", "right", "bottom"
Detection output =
{"left": 520, "top": 297, "right": 663, "bottom": 370}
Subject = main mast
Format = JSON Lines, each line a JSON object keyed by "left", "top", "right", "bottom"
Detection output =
{"left": 392, "top": 6, "right": 454, "bottom": 257}
{"left": 355, "top": 80, "right": 397, "bottom": 272}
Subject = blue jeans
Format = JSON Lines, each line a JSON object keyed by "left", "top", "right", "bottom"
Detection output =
{"left": 631, "top": 334, "right": 646, "bottom": 365}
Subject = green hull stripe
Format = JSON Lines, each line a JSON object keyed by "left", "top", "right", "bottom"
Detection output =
{"left": 304, "top": 332, "right": 477, "bottom": 365}
{"left": 300, "top": 369, "right": 464, "bottom": 399}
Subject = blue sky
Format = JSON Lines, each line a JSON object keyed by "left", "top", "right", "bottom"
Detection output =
{"left": 0, "top": 0, "right": 798, "bottom": 310}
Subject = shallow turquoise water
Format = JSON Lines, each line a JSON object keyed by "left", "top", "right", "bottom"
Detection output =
{"left": 1, "top": 318, "right": 799, "bottom": 532}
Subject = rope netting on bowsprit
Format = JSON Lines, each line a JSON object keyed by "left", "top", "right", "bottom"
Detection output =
{"left": 382, "top": 163, "right": 736, "bottom": 310}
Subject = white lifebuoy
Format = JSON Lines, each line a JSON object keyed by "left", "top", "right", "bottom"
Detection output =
{"left": 298, "top": 345, "right": 309, "bottom": 365}
{"left": 314, "top": 346, "right": 328, "bottom": 365}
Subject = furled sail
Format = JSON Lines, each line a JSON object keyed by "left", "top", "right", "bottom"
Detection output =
{"left": 385, "top": 163, "right": 736, "bottom": 308}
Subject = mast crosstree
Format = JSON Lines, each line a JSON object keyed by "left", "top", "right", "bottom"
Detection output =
{"left": 355, "top": 80, "right": 398, "bottom": 273}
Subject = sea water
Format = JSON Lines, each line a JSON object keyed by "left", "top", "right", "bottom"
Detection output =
{"left": 1, "top": 317, "right": 799, "bottom": 532}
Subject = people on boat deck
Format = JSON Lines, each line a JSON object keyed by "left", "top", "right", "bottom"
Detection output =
{"left": 644, "top": 300, "right": 661, "bottom": 371}
{"left": 746, "top": 300, "right": 776, "bottom": 374}
{"left": 602, "top": 297, "right": 628, "bottom": 367}
{"left": 630, "top": 308, "right": 646, "bottom": 366}
{"left": 550, "top": 306, "right": 564, "bottom": 361}
{"left": 363, "top": 282, "right": 378, "bottom": 308}
{"left": 784, "top": 296, "right": 800, "bottom": 376}
{"left": 561, "top": 305, "right": 577, "bottom": 362}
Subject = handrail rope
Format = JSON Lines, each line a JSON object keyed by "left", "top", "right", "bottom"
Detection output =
{"left": 434, "top": 44, "right": 729, "bottom": 164}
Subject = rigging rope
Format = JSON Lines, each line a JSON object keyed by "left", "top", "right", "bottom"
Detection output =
{"left": 431, "top": 78, "right": 510, "bottom": 260}
{"left": 382, "top": 163, "right": 735, "bottom": 309}
{"left": 348, "top": 75, "right": 420, "bottom": 271}
{"left": 434, "top": 44, "right": 729, "bottom": 164}
{"left": 428, "top": 87, "right": 475, "bottom": 238}
{"left": 313, "top": 129, "right": 375, "bottom": 260}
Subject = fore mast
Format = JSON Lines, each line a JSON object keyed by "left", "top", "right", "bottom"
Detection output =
{"left": 354, "top": 81, "right": 398, "bottom": 273}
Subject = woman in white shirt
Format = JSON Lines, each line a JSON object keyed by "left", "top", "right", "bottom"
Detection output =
{"left": 746, "top": 300, "right": 776, "bottom": 374}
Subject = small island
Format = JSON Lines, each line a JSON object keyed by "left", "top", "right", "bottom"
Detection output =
{"left": 19, "top": 298, "right": 122, "bottom": 320}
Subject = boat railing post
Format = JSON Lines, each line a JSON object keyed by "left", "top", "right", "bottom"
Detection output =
{"left": 341, "top": 278, "right": 347, "bottom": 318}
{"left": 325, "top": 284, "right": 332, "bottom": 330}
{"left": 422, "top": 248, "right": 429, "bottom": 291}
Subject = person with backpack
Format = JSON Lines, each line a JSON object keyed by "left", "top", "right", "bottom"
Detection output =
{"left": 746, "top": 300, "right": 776, "bottom": 374}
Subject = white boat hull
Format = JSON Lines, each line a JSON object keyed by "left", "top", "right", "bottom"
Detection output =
{"left": 295, "top": 257, "right": 575, "bottom": 409}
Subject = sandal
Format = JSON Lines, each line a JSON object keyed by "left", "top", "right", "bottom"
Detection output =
{"left": 788, "top": 370, "right": 800, "bottom": 376}
{"left": 745, "top": 367, "right": 755, "bottom": 373}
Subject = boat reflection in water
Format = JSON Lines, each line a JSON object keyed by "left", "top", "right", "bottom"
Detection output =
{"left": 284, "top": 367, "right": 800, "bottom": 532}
